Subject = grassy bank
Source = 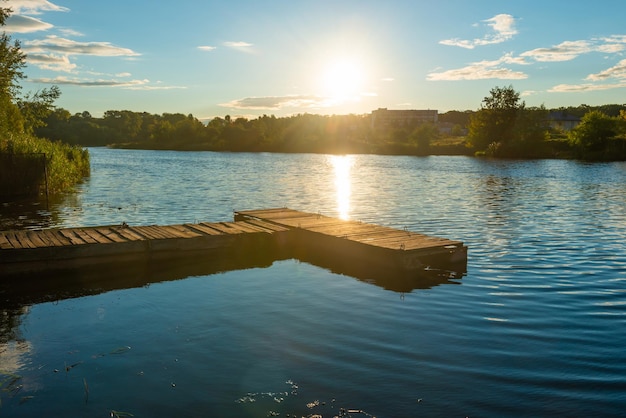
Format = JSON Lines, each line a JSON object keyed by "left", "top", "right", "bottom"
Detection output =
{"left": 0, "top": 132, "right": 90, "bottom": 197}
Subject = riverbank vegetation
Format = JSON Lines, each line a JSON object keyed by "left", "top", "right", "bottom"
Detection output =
{"left": 0, "top": 4, "right": 89, "bottom": 198}
{"left": 35, "top": 98, "right": 626, "bottom": 161}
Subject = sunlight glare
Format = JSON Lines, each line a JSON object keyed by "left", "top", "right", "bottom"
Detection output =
{"left": 330, "top": 155, "right": 354, "bottom": 220}
{"left": 321, "top": 59, "right": 365, "bottom": 101}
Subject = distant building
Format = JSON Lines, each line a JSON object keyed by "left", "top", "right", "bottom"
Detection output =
{"left": 371, "top": 108, "right": 438, "bottom": 128}
{"left": 548, "top": 111, "right": 581, "bottom": 132}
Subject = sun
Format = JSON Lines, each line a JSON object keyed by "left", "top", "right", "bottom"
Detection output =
{"left": 320, "top": 58, "right": 365, "bottom": 101}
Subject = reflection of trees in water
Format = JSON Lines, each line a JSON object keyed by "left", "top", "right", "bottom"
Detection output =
{"left": 0, "top": 194, "right": 65, "bottom": 230}
{"left": 0, "top": 306, "right": 33, "bottom": 395}
{"left": 1, "top": 306, "right": 29, "bottom": 344}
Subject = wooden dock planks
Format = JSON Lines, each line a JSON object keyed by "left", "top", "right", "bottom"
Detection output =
{"left": 235, "top": 208, "right": 467, "bottom": 270}
{"left": 1, "top": 208, "right": 466, "bottom": 276}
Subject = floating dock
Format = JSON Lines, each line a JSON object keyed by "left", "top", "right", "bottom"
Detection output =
{"left": 1, "top": 208, "right": 467, "bottom": 282}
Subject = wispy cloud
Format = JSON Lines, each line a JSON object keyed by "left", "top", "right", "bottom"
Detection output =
{"left": 219, "top": 93, "right": 364, "bottom": 110}
{"left": 520, "top": 40, "right": 594, "bottom": 62}
{"left": 58, "top": 28, "right": 84, "bottom": 37}
{"left": 223, "top": 41, "right": 254, "bottom": 53}
{"left": 221, "top": 95, "right": 323, "bottom": 110}
{"left": 7, "top": 0, "right": 69, "bottom": 15}
{"left": 26, "top": 53, "right": 76, "bottom": 72}
{"left": 586, "top": 58, "right": 626, "bottom": 81}
{"left": 5, "top": 14, "right": 53, "bottom": 33}
{"left": 197, "top": 45, "right": 217, "bottom": 51}
{"left": 29, "top": 76, "right": 186, "bottom": 90}
{"left": 427, "top": 53, "right": 529, "bottom": 81}
{"left": 24, "top": 35, "right": 140, "bottom": 57}
{"left": 440, "top": 14, "right": 518, "bottom": 49}
{"left": 549, "top": 82, "right": 626, "bottom": 93}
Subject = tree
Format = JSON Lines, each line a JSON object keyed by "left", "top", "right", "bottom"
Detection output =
{"left": 0, "top": 3, "right": 26, "bottom": 133}
{"left": 468, "top": 85, "right": 524, "bottom": 152}
{"left": 17, "top": 85, "right": 61, "bottom": 134}
{"left": 568, "top": 111, "right": 618, "bottom": 158}
{"left": 0, "top": 4, "right": 26, "bottom": 98}
{"left": 409, "top": 123, "right": 438, "bottom": 152}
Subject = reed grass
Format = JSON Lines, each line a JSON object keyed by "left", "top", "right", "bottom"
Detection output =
{"left": 0, "top": 131, "right": 90, "bottom": 196}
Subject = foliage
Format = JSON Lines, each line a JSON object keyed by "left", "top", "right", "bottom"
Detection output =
{"left": 468, "top": 85, "right": 525, "bottom": 152}
{"left": 568, "top": 111, "right": 623, "bottom": 160}
{"left": 0, "top": 4, "right": 26, "bottom": 100}
{"left": 409, "top": 122, "right": 438, "bottom": 153}
{"left": 17, "top": 85, "right": 61, "bottom": 134}
{"left": 0, "top": 132, "right": 90, "bottom": 194}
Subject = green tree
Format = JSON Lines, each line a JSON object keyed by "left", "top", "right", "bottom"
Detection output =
{"left": 409, "top": 122, "right": 438, "bottom": 152}
{"left": 509, "top": 105, "right": 550, "bottom": 157}
{"left": 17, "top": 85, "right": 61, "bottom": 134}
{"left": 568, "top": 110, "right": 618, "bottom": 158}
{"left": 0, "top": 3, "right": 26, "bottom": 133}
{"left": 468, "top": 85, "right": 524, "bottom": 152}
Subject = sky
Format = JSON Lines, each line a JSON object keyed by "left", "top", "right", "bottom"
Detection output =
{"left": 4, "top": 0, "right": 626, "bottom": 121}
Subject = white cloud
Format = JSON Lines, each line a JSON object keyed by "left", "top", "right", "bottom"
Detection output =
{"left": 24, "top": 35, "right": 140, "bottom": 57}
{"left": 440, "top": 14, "right": 518, "bottom": 49}
{"left": 223, "top": 41, "right": 254, "bottom": 53}
{"left": 26, "top": 53, "right": 76, "bottom": 72}
{"left": 520, "top": 40, "right": 593, "bottom": 62}
{"left": 198, "top": 45, "right": 217, "bottom": 51}
{"left": 4, "top": 14, "right": 52, "bottom": 33}
{"left": 586, "top": 59, "right": 626, "bottom": 81}
{"left": 549, "top": 82, "right": 626, "bottom": 93}
{"left": 220, "top": 94, "right": 350, "bottom": 110}
{"left": 58, "top": 28, "right": 84, "bottom": 37}
{"left": 427, "top": 54, "right": 529, "bottom": 81}
{"left": 7, "top": 0, "right": 68, "bottom": 15}
{"left": 223, "top": 41, "right": 253, "bottom": 48}
{"left": 30, "top": 76, "right": 149, "bottom": 87}
{"left": 29, "top": 76, "right": 185, "bottom": 90}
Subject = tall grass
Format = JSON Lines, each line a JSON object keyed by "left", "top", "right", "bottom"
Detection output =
{"left": 0, "top": 131, "right": 90, "bottom": 196}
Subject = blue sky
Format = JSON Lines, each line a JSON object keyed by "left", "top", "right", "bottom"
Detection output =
{"left": 5, "top": 0, "right": 626, "bottom": 120}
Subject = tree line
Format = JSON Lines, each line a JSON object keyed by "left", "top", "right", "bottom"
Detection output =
{"left": 34, "top": 97, "right": 626, "bottom": 161}
{"left": 466, "top": 86, "right": 626, "bottom": 160}
{"left": 36, "top": 109, "right": 454, "bottom": 155}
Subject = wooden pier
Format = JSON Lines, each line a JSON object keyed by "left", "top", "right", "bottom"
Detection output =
{"left": 1, "top": 208, "right": 466, "bottom": 290}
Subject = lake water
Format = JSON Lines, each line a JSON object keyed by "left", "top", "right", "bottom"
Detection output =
{"left": 1, "top": 148, "right": 626, "bottom": 417}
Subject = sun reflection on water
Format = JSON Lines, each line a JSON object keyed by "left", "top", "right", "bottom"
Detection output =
{"left": 329, "top": 155, "right": 354, "bottom": 220}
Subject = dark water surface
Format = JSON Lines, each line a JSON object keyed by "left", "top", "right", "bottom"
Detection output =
{"left": 2, "top": 148, "right": 626, "bottom": 417}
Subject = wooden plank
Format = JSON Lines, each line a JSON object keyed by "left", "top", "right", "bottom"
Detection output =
{"left": 130, "top": 226, "right": 171, "bottom": 240}
{"left": 159, "top": 225, "right": 202, "bottom": 239}
{"left": 72, "top": 228, "right": 100, "bottom": 244}
{"left": 113, "top": 226, "right": 146, "bottom": 241}
{"left": 58, "top": 229, "right": 87, "bottom": 245}
{"left": 237, "top": 208, "right": 313, "bottom": 222}
{"left": 236, "top": 208, "right": 296, "bottom": 218}
{"left": 3, "top": 232, "right": 19, "bottom": 249}
{"left": 25, "top": 230, "right": 50, "bottom": 248}
{"left": 94, "top": 227, "right": 128, "bottom": 243}
{"left": 40, "top": 229, "right": 71, "bottom": 246}
{"left": 229, "top": 221, "right": 275, "bottom": 234}
{"left": 240, "top": 219, "right": 290, "bottom": 233}
{"left": 184, "top": 223, "right": 225, "bottom": 236}
{"left": 207, "top": 222, "right": 246, "bottom": 235}
{"left": 13, "top": 231, "right": 38, "bottom": 249}
{"left": 81, "top": 228, "right": 116, "bottom": 244}
{"left": 0, "top": 233, "right": 13, "bottom": 249}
